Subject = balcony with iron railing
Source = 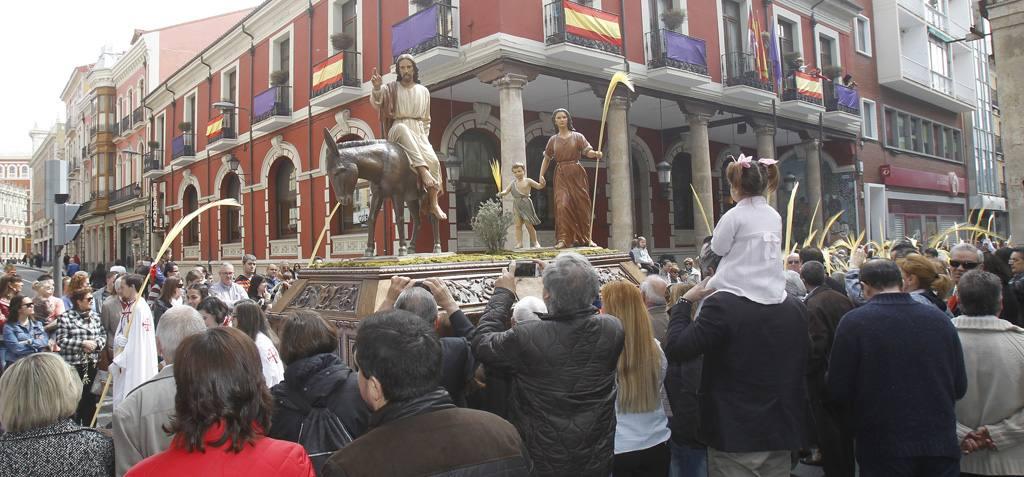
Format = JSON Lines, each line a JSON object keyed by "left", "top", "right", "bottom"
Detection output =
{"left": 143, "top": 149, "right": 163, "bottom": 178}
{"left": 824, "top": 82, "right": 860, "bottom": 115}
{"left": 779, "top": 72, "right": 825, "bottom": 116}
{"left": 119, "top": 116, "right": 131, "bottom": 136}
{"left": 252, "top": 85, "right": 291, "bottom": 133}
{"left": 109, "top": 183, "right": 142, "bottom": 207}
{"left": 644, "top": 29, "right": 711, "bottom": 88}
{"left": 543, "top": 0, "right": 623, "bottom": 68}
{"left": 721, "top": 51, "right": 776, "bottom": 103}
{"left": 206, "top": 113, "right": 238, "bottom": 153}
{"left": 171, "top": 132, "right": 196, "bottom": 162}
{"left": 132, "top": 107, "right": 144, "bottom": 126}
{"left": 391, "top": 2, "right": 459, "bottom": 71}
{"left": 310, "top": 50, "right": 363, "bottom": 110}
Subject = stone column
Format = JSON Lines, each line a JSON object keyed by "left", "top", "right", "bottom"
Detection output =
{"left": 804, "top": 139, "right": 824, "bottom": 231}
{"left": 493, "top": 73, "right": 531, "bottom": 248}
{"left": 607, "top": 93, "right": 632, "bottom": 251}
{"left": 683, "top": 103, "right": 716, "bottom": 248}
{"left": 753, "top": 122, "right": 778, "bottom": 208}
{"left": 988, "top": 0, "right": 1024, "bottom": 241}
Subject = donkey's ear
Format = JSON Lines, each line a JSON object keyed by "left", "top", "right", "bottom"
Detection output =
{"left": 323, "top": 128, "right": 340, "bottom": 157}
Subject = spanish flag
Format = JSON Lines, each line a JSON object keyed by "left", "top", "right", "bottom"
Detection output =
{"left": 313, "top": 53, "right": 345, "bottom": 91}
{"left": 563, "top": 0, "right": 622, "bottom": 48}
{"left": 206, "top": 115, "right": 225, "bottom": 139}
{"left": 794, "top": 71, "right": 823, "bottom": 99}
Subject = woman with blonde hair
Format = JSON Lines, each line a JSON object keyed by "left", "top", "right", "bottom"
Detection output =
{"left": 601, "top": 280, "right": 671, "bottom": 476}
{"left": 899, "top": 254, "right": 954, "bottom": 317}
{"left": 0, "top": 353, "right": 114, "bottom": 476}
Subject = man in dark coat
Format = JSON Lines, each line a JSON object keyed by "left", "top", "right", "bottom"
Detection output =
{"left": 472, "top": 253, "right": 624, "bottom": 477}
{"left": 664, "top": 278, "right": 811, "bottom": 475}
{"left": 322, "top": 310, "right": 531, "bottom": 477}
{"left": 801, "top": 261, "right": 856, "bottom": 477}
{"left": 385, "top": 278, "right": 476, "bottom": 407}
{"left": 828, "top": 259, "right": 966, "bottom": 476}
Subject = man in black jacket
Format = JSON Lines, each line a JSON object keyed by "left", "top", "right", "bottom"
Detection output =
{"left": 665, "top": 279, "right": 811, "bottom": 475}
{"left": 802, "top": 261, "right": 856, "bottom": 477}
{"left": 472, "top": 253, "right": 624, "bottom": 477}
{"left": 386, "top": 277, "right": 476, "bottom": 407}
{"left": 323, "top": 310, "right": 531, "bottom": 477}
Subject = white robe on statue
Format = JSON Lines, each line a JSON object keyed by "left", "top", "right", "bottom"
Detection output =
{"left": 110, "top": 301, "right": 159, "bottom": 405}
{"left": 371, "top": 82, "right": 443, "bottom": 189}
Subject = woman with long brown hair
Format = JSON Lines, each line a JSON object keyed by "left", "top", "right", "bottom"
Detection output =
{"left": 601, "top": 280, "right": 671, "bottom": 476}
{"left": 899, "top": 254, "right": 954, "bottom": 318}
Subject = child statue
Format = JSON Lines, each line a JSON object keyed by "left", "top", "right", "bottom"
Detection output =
{"left": 498, "top": 162, "right": 544, "bottom": 249}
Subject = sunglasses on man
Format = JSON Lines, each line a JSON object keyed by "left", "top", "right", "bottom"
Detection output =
{"left": 948, "top": 260, "right": 979, "bottom": 270}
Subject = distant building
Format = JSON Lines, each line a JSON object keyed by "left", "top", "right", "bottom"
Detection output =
{"left": 28, "top": 125, "right": 64, "bottom": 263}
{"left": 0, "top": 153, "right": 32, "bottom": 261}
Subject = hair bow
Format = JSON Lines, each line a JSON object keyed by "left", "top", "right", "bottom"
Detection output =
{"left": 736, "top": 153, "right": 777, "bottom": 168}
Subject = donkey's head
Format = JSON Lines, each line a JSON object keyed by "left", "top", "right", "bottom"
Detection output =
{"left": 324, "top": 128, "right": 358, "bottom": 206}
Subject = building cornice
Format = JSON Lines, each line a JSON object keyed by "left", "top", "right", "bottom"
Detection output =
{"left": 775, "top": 0, "right": 862, "bottom": 33}
{"left": 112, "top": 41, "right": 148, "bottom": 85}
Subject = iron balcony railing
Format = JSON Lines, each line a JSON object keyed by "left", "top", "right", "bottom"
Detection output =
{"left": 207, "top": 112, "right": 237, "bottom": 143}
{"left": 645, "top": 29, "right": 708, "bottom": 76}
{"left": 79, "top": 199, "right": 93, "bottom": 214}
{"left": 311, "top": 51, "right": 362, "bottom": 98}
{"left": 144, "top": 150, "right": 162, "bottom": 173}
{"left": 824, "top": 82, "right": 860, "bottom": 114}
{"left": 722, "top": 51, "right": 773, "bottom": 92}
{"left": 133, "top": 107, "right": 144, "bottom": 126}
{"left": 109, "top": 183, "right": 142, "bottom": 207}
{"left": 252, "top": 85, "right": 291, "bottom": 124}
{"left": 781, "top": 74, "right": 824, "bottom": 107}
{"left": 543, "top": 0, "right": 623, "bottom": 56}
{"left": 171, "top": 132, "right": 195, "bottom": 160}
{"left": 120, "top": 116, "right": 131, "bottom": 135}
{"left": 391, "top": 2, "right": 458, "bottom": 59}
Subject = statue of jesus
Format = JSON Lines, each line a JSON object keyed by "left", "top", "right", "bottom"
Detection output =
{"left": 370, "top": 54, "right": 446, "bottom": 220}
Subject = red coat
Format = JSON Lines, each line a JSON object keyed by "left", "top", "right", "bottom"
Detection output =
{"left": 125, "top": 423, "right": 313, "bottom": 477}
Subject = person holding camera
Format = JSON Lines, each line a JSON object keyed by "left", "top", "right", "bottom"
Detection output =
{"left": 378, "top": 276, "right": 476, "bottom": 407}
{"left": 472, "top": 252, "right": 624, "bottom": 477}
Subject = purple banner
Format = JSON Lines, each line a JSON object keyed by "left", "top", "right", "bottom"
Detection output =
{"left": 836, "top": 84, "right": 859, "bottom": 109}
{"left": 664, "top": 30, "right": 706, "bottom": 67}
{"left": 171, "top": 135, "right": 186, "bottom": 157}
{"left": 392, "top": 4, "right": 438, "bottom": 58}
{"left": 253, "top": 87, "right": 278, "bottom": 118}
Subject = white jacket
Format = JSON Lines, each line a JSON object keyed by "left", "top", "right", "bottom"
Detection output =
{"left": 953, "top": 315, "right": 1024, "bottom": 476}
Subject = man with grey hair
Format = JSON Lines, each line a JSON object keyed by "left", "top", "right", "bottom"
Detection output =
{"left": 641, "top": 274, "right": 670, "bottom": 342}
{"left": 209, "top": 262, "right": 248, "bottom": 307}
{"left": 946, "top": 243, "right": 1019, "bottom": 323}
{"left": 113, "top": 305, "right": 206, "bottom": 475}
{"left": 473, "top": 252, "right": 624, "bottom": 477}
{"left": 952, "top": 270, "right": 1024, "bottom": 475}
{"left": 381, "top": 277, "right": 476, "bottom": 407}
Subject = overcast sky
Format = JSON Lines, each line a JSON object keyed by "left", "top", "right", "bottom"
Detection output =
{"left": 1, "top": 0, "right": 261, "bottom": 155}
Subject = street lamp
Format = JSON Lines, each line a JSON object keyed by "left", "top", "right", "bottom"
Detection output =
{"left": 444, "top": 156, "right": 462, "bottom": 190}
{"left": 656, "top": 160, "right": 672, "bottom": 198}
{"left": 226, "top": 153, "right": 242, "bottom": 175}
{"left": 212, "top": 101, "right": 255, "bottom": 255}
{"left": 783, "top": 173, "right": 797, "bottom": 193}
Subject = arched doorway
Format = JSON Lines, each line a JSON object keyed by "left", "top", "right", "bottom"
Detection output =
{"left": 221, "top": 173, "right": 242, "bottom": 244}
{"left": 269, "top": 158, "right": 298, "bottom": 239}
{"left": 453, "top": 129, "right": 500, "bottom": 231}
{"left": 526, "top": 135, "right": 555, "bottom": 230}
{"left": 183, "top": 185, "right": 199, "bottom": 246}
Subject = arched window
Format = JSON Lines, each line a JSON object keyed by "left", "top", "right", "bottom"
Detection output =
{"left": 453, "top": 129, "right": 500, "bottom": 231}
{"left": 221, "top": 173, "right": 242, "bottom": 243}
{"left": 128, "top": 90, "right": 134, "bottom": 111}
{"left": 330, "top": 135, "right": 371, "bottom": 235}
{"left": 20, "top": 165, "right": 28, "bottom": 177}
{"left": 183, "top": 185, "right": 199, "bottom": 245}
{"left": 7, "top": 165, "right": 15, "bottom": 177}
{"left": 671, "top": 152, "right": 694, "bottom": 230}
{"left": 272, "top": 158, "right": 298, "bottom": 239}
{"left": 525, "top": 136, "right": 555, "bottom": 230}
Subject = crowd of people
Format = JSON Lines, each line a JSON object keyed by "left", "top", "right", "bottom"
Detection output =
{"left": 0, "top": 156, "right": 1022, "bottom": 477}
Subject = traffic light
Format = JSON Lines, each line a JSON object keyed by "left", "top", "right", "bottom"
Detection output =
{"left": 54, "top": 193, "right": 83, "bottom": 246}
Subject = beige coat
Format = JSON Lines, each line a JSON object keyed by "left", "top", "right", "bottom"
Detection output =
{"left": 112, "top": 365, "right": 176, "bottom": 476}
{"left": 953, "top": 315, "right": 1024, "bottom": 476}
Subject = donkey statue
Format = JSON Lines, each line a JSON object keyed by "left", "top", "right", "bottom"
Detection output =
{"left": 323, "top": 128, "right": 442, "bottom": 257}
